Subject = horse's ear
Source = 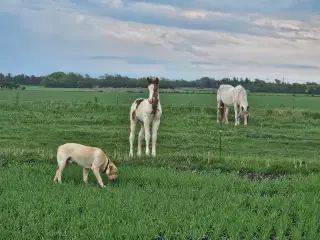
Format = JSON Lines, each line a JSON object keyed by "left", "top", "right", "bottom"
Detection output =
{"left": 147, "top": 77, "right": 151, "bottom": 84}
{"left": 155, "top": 77, "right": 159, "bottom": 84}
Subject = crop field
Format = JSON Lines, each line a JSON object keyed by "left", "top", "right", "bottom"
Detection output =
{"left": 1, "top": 87, "right": 320, "bottom": 239}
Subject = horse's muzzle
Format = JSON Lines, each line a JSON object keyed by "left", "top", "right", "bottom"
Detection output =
{"left": 148, "top": 98, "right": 153, "bottom": 104}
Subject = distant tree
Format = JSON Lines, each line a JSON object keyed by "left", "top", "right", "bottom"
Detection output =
{"left": 275, "top": 79, "right": 281, "bottom": 84}
{"left": 0, "top": 71, "right": 316, "bottom": 94}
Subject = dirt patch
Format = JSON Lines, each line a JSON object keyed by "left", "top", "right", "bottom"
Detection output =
{"left": 175, "top": 166, "right": 290, "bottom": 181}
{"left": 23, "top": 158, "right": 41, "bottom": 165}
{"left": 240, "top": 172, "right": 289, "bottom": 181}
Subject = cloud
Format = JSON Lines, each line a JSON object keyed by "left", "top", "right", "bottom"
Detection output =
{"left": 274, "top": 64, "right": 320, "bottom": 70}
{"left": 68, "top": 0, "right": 319, "bottom": 40}
{"left": 0, "top": 0, "right": 320, "bottom": 82}
{"left": 88, "top": 55, "right": 171, "bottom": 64}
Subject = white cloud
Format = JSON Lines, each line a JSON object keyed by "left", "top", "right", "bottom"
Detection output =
{"left": 95, "top": 0, "right": 123, "bottom": 8}
{"left": 0, "top": 0, "right": 320, "bottom": 82}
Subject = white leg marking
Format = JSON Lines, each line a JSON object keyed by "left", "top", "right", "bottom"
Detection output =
{"left": 137, "top": 124, "right": 145, "bottom": 157}
{"left": 225, "top": 107, "right": 229, "bottom": 124}
{"left": 129, "top": 120, "right": 136, "bottom": 157}
{"left": 151, "top": 119, "right": 160, "bottom": 157}
{"left": 234, "top": 104, "right": 238, "bottom": 126}
{"left": 143, "top": 120, "right": 151, "bottom": 156}
{"left": 216, "top": 103, "right": 220, "bottom": 123}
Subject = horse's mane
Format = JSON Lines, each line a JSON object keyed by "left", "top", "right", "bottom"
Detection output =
{"left": 151, "top": 83, "right": 158, "bottom": 115}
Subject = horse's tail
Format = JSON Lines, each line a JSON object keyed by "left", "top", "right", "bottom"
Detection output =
{"left": 219, "top": 101, "right": 225, "bottom": 121}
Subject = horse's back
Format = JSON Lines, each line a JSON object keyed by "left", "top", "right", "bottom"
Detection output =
{"left": 234, "top": 85, "right": 248, "bottom": 97}
{"left": 217, "top": 84, "right": 235, "bottom": 105}
{"left": 217, "top": 84, "right": 233, "bottom": 91}
{"left": 234, "top": 85, "right": 246, "bottom": 92}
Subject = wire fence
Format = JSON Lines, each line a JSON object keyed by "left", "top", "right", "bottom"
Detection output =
{"left": 3, "top": 91, "right": 318, "bottom": 108}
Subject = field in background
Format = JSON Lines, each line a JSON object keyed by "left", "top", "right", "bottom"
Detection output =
{"left": 1, "top": 86, "right": 320, "bottom": 111}
{"left": 1, "top": 88, "right": 320, "bottom": 239}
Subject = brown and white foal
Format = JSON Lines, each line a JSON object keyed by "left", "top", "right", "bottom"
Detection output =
{"left": 129, "top": 77, "right": 162, "bottom": 157}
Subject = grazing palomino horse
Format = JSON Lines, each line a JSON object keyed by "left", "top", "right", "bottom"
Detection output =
{"left": 216, "top": 84, "right": 249, "bottom": 125}
{"left": 129, "top": 77, "right": 162, "bottom": 157}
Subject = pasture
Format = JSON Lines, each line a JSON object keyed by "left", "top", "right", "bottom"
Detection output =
{"left": 1, "top": 87, "right": 320, "bottom": 239}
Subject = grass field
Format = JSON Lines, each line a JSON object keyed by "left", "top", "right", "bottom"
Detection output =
{"left": 2, "top": 87, "right": 320, "bottom": 111}
{"left": 1, "top": 88, "right": 320, "bottom": 239}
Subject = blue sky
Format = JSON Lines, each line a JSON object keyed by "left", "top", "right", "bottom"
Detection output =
{"left": 0, "top": 0, "right": 319, "bottom": 83}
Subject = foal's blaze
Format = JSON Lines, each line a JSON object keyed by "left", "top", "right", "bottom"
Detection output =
{"left": 147, "top": 77, "right": 159, "bottom": 115}
{"left": 219, "top": 102, "right": 225, "bottom": 121}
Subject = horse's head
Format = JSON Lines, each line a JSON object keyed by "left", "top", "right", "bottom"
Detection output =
{"left": 241, "top": 105, "right": 250, "bottom": 125}
{"left": 147, "top": 77, "right": 159, "bottom": 104}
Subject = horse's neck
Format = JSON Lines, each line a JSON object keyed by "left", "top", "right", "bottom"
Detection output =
{"left": 238, "top": 93, "right": 248, "bottom": 107}
{"left": 151, "top": 92, "right": 160, "bottom": 115}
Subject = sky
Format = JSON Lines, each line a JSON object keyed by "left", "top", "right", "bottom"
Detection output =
{"left": 0, "top": 0, "right": 320, "bottom": 83}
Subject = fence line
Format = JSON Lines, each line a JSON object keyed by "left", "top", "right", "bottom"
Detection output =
{"left": 2, "top": 92, "right": 320, "bottom": 113}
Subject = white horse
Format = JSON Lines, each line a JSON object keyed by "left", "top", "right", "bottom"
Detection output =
{"left": 129, "top": 77, "right": 162, "bottom": 157}
{"left": 216, "top": 84, "right": 249, "bottom": 125}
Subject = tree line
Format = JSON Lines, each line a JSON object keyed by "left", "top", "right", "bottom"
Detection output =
{"left": 1, "top": 72, "right": 320, "bottom": 94}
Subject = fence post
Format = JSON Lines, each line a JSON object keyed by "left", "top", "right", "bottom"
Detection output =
{"left": 116, "top": 91, "right": 119, "bottom": 107}
{"left": 15, "top": 92, "right": 20, "bottom": 105}
{"left": 292, "top": 94, "right": 295, "bottom": 111}
{"left": 292, "top": 83, "right": 295, "bottom": 121}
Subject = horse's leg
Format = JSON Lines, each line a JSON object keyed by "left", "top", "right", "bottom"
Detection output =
{"left": 237, "top": 105, "right": 241, "bottom": 125}
{"left": 234, "top": 103, "right": 239, "bottom": 126}
{"left": 224, "top": 107, "right": 229, "bottom": 124}
{"left": 129, "top": 120, "right": 136, "bottom": 157}
{"left": 217, "top": 102, "right": 221, "bottom": 123}
{"left": 151, "top": 119, "right": 160, "bottom": 157}
{"left": 137, "top": 123, "right": 145, "bottom": 157}
{"left": 143, "top": 120, "right": 151, "bottom": 156}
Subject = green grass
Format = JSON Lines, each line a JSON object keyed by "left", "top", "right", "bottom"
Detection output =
{"left": 2, "top": 87, "right": 320, "bottom": 111}
{"left": 2, "top": 161, "right": 320, "bottom": 239}
{"left": 1, "top": 88, "right": 320, "bottom": 238}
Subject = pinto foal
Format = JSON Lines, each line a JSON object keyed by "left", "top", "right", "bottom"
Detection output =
{"left": 129, "top": 77, "right": 162, "bottom": 157}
